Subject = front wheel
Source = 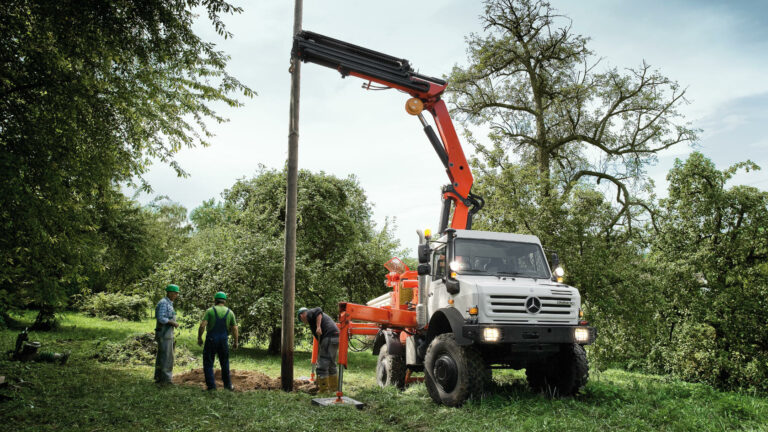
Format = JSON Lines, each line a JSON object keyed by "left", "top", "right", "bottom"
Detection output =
{"left": 424, "top": 333, "right": 485, "bottom": 406}
{"left": 526, "top": 343, "right": 589, "bottom": 397}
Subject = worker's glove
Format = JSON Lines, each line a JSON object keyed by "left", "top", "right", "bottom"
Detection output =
{"left": 197, "top": 338, "right": 203, "bottom": 346}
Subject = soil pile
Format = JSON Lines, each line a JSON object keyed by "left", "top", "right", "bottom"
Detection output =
{"left": 93, "top": 332, "right": 196, "bottom": 366}
{"left": 173, "top": 368, "right": 317, "bottom": 394}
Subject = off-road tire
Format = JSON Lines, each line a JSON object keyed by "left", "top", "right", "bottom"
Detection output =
{"left": 376, "top": 343, "right": 406, "bottom": 389}
{"left": 424, "top": 333, "right": 485, "bottom": 406}
{"left": 526, "top": 343, "right": 588, "bottom": 397}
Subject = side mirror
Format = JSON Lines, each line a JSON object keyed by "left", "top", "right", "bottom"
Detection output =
{"left": 550, "top": 252, "right": 559, "bottom": 269}
{"left": 417, "top": 263, "right": 430, "bottom": 276}
{"left": 445, "top": 278, "right": 460, "bottom": 295}
{"left": 417, "top": 244, "right": 430, "bottom": 264}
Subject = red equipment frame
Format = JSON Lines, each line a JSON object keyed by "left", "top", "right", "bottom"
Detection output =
{"left": 295, "top": 31, "right": 475, "bottom": 400}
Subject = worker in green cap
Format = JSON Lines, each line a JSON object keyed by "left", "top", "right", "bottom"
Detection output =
{"left": 198, "top": 291, "right": 238, "bottom": 390}
{"left": 155, "top": 284, "right": 180, "bottom": 384}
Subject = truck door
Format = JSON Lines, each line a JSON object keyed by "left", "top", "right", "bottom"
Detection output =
{"left": 429, "top": 245, "right": 448, "bottom": 314}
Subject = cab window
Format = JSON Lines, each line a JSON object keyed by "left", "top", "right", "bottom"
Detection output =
{"left": 432, "top": 246, "right": 446, "bottom": 281}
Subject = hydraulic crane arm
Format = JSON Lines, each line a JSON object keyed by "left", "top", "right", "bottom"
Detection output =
{"left": 293, "top": 31, "right": 484, "bottom": 231}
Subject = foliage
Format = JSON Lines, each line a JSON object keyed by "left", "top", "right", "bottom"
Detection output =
{"left": 80, "top": 292, "right": 152, "bottom": 321}
{"left": 142, "top": 168, "right": 404, "bottom": 344}
{"left": 646, "top": 152, "right": 768, "bottom": 391}
{"left": 0, "top": 1, "right": 251, "bottom": 317}
{"left": 93, "top": 332, "right": 195, "bottom": 366}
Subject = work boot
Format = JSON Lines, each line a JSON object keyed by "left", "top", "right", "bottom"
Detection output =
{"left": 316, "top": 376, "right": 329, "bottom": 394}
{"left": 327, "top": 375, "right": 338, "bottom": 393}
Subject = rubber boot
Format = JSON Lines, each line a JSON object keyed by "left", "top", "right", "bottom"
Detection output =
{"left": 327, "top": 375, "right": 338, "bottom": 394}
{"left": 316, "top": 376, "right": 329, "bottom": 394}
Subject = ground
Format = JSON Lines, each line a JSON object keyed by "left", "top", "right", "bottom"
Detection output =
{"left": 1, "top": 311, "right": 767, "bottom": 432}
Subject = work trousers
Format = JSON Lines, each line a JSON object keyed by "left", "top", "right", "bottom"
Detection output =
{"left": 154, "top": 327, "right": 174, "bottom": 383}
{"left": 317, "top": 335, "right": 339, "bottom": 378}
{"left": 203, "top": 335, "right": 231, "bottom": 389}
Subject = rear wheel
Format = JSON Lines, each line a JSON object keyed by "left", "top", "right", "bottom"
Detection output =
{"left": 376, "top": 343, "right": 405, "bottom": 389}
{"left": 424, "top": 333, "right": 485, "bottom": 406}
{"left": 526, "top": 343, "right": 589, "bottom": 397}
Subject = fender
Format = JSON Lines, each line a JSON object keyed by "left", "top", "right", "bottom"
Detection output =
{"left": 372, "top": 329, "right": 403, "bottom": 356}
{"left": 426, "top": 308, "right": 473, "bottom": 346}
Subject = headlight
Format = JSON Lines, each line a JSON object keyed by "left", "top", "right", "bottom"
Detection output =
{"left": 574, "top": 327, "right": 589, "bottom": 343}
{"left": 449, "top": 261, "right": 460, "bottom": 271}
{"left": 482, "top": 327, "right": 501, "bottom": 343}
{"left": 554, "top": 266, "right": 565, "bottom": 277}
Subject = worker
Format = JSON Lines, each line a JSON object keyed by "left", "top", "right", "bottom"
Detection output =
{"left": 198, "top": 291, "right": 239, "bottom": 391}
{"left": 155, "top": 284, "right": 180, "bottom": 384}
{"left": 298, "top": 306, "right": 339, "bottom": 393}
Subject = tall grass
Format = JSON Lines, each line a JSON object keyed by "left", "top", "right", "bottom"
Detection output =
{"left": 0, "top": 311, "right": 766, "bottom": 432}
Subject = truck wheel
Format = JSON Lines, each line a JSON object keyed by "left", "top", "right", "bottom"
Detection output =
{"left": 526, "top": 343, "right": 588, "bottom": 397}
{"left": 424, "top": 333, "right": 484, "bottom": 406}
{"left": 376, "top": 344, "right": 405, "bottom": 389}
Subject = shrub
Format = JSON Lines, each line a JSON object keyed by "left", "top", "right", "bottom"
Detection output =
{"left": 93, "top": 332, "right": 195, "bottom": 366}
{"left": 81, "top": 292, "right": 151, "bottom": 321}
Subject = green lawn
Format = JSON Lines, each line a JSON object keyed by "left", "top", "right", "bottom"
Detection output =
{"left": 1, "top": 311, "right": 767, "bottom": 432}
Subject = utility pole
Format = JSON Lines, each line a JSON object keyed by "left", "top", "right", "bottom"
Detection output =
{"left": 281, "top": 0, "right": 302, "bottom": 392}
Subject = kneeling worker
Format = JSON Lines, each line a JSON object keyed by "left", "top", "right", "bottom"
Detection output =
{"left": 198, "top": 292, "right": 239, "bottom": 391}
{"left": 298, "top": 306, "right": 339, "bottom": 393}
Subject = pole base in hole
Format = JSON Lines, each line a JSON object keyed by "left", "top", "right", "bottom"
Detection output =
{"left": 311, "top": 396, "right": 365, "bottom": 409}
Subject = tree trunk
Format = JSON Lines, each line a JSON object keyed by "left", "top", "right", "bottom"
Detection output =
{"left": 268, "top": 326, "right": 281, "bottom": 355}
{"left": 31, "top": 305, "right": 58, "bottom": 331}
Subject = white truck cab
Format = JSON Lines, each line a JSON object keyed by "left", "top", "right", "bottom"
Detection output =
{"left": 398, "top": 228, "right": 596, "bottom": 405}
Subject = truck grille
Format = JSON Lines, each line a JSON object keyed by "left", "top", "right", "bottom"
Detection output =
{"left": 487, "top": 289, "right": 575, "bottom": 316}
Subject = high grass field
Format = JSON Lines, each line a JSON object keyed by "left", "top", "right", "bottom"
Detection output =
{"left": 1, "top": 311, "right": 767, "bottom": 432}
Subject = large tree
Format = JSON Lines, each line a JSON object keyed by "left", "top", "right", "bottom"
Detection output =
{"left": 0, "top": 1, "right": 252, "bottom": 319}
{"left": 648, "top": 153, "right": 768, "bottom": 390}
{"left": 448, "top": 0, "right": 697, "bottom": 235}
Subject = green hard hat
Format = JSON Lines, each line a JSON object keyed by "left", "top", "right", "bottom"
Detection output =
{"left": 297, "top": 307, "right": 308, "bottom": 318}
{"left": 166, "top": 284, "right": 180, "bottom": 292}
{"left": 214, "top": 292, "right": 227, "bottom": 300}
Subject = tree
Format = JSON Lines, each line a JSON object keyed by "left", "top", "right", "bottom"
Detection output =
{"left": 143, "top": 169, "right": 404, "bottom": 351}
{"left": 0, "top": 1, "right": 252, "bottom": 321}
{"left": 448, "top": 0, "right": 696, "bottom": 235}
{"left": 648, "top": 153, "right": 768, "bottom": 390}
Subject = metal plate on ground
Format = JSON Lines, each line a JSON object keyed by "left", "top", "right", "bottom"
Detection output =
{"left": 311, "top": 396, "right": 365, "bottom": 409}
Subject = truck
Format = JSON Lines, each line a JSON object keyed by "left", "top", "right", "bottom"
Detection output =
{"left": 293, "top": 31, "right": 596, "bottom": 407}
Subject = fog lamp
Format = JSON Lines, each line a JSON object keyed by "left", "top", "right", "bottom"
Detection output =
{"left": 574, "top": 328, "right": 589, "bottom": 343}
{"left": 483, "top": 327, "right": 501, "bottom": 343}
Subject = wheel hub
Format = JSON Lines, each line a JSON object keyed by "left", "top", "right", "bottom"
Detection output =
{"left": 434, "top": 354, "right": 458, "bottom": 392}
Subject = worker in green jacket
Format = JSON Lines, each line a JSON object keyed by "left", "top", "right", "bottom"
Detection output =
{"left": 198, "top": 292, "right": 239, "bottom": 391}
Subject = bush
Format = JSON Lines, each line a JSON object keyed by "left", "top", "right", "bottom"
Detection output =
{"left": 93, "top": 332, "right": 196, "bottom": 366}
{"left": 81, "top": 292, "right": 151, "bottom": 321}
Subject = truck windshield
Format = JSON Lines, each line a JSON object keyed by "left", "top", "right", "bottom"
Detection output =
{"left": 453, "top": 239, "right": 551, "bottom": 279}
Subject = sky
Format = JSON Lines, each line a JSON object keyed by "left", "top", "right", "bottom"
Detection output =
{"left": 136, "top": 1, "right": 768, "bottom": 253}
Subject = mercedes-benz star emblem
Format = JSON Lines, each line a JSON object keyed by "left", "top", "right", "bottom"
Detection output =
{"left": 525, "top": 296, "right": 542, "bottom": 314}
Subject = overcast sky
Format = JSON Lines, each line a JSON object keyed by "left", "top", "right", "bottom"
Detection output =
{"left": 135, "top": 1, "right": 768, "bottom": 253}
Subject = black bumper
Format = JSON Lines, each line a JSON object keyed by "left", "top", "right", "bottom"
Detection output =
{"left": 461, "top": 324, "right": 597, "bottom": 345}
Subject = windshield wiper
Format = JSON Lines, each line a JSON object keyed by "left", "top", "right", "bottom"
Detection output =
{"left": 459, "top": 269, "right": 486, "bottom": 274}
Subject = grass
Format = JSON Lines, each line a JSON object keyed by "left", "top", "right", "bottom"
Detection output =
{"left": 1, "top": 311, "right": 767, "bottom": 431}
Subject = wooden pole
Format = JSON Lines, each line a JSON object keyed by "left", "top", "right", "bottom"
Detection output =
{"left": 281, "top": 0, "right": 302, "bottom": 392}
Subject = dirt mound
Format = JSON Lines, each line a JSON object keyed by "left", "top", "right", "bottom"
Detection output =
{"left": 173, "top": 368, "right": 317, "bottom": 394}
{"left": 93, "top": 333, "right": 195, "bottom": 366}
